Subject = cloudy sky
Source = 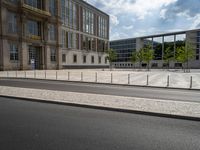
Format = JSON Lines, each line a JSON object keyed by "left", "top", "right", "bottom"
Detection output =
{"left": 87, "top": 0, "right": 200, "bottom": 40}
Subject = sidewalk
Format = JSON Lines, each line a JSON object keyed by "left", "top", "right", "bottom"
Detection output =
{"left": 1, "top": 69, "right": 200, "bottom": 89}
{"left": 0, "top": 86, "right": 200, "bottom": 120}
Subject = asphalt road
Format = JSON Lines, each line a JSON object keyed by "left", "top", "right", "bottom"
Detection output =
{"left": 0, "top": 97, "right": 200, "bottom": 150}
{"left": 0, "top": 78, "right": 200, "bottom": 102}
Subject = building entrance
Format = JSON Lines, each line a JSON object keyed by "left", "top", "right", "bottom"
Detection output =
{"left": 29, "top": 46, "right": 42, "bottom": 70}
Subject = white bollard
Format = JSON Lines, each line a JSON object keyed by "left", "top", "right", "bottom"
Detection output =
{"left": 68, "top": 72, "right": 70, "bottom": 81}
{"left": 111, "top": 73, "right": 113, "bottom": 84}
{"left": 95, "top": 72, "right": 97, "bottom": 82}
{"left": 190, "top": 76, "right": 193, "bottom": 89}
{"left": 146, "top": 74, "right": 149, "bottom": 86}
{"left": 167, "top": 75, "right": 170, "bottom": 87}
{"left": 81, "top": 72, "right": 83, "bottom": 81}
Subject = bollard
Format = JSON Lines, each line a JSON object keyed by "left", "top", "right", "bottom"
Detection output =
{"left": 95, "top": 72, "right": 97, "bottom": 82}
{"left": 81, "top": 72, "right": 83, "bottom": 81}
{"left": 34, "top": 70, "right": 36, "bottom": 78}
{"left": 167, "top": 75, "right": 170, "bottom": 87}
{"left": 45, "top": 70, "right": 46, "bottom": 79}
{"left": 7, "top": 71, "right": 9, "bottom": 77}
{"left": 56, "top": 71, "right": 58, "bottom": 80}
{"left": 68, "top": 72, "right": 70, "bottom": 81}
{"left": 190, "top": 76, "right": 193, "bottom": 89}
{"left": 24, "top": 71, "right": 26, "bottom": 78}
{"left": 146, "top": 74, "right": 149, "bottom": 86}
{"left": 16, "top": 71, "right": 17, "bottom": 78}
{"left": 111, "top": 73, "right": 113, "bottom": 84}
{"left": 128, "top": 74, "right": 130, "bottom": 85}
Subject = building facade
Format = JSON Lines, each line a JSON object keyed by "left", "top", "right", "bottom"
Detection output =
{"left": 110, "top": 29, "right": 200, "bottom": 69}
{"left": 0, "top": 0, "right": 109, "bottom": 71}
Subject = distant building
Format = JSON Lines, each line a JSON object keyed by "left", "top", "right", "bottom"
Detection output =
{"left": 0, "top": 0, "right": 109, "bottom": 71}
{"left": 110, "top": 29, "right": 200, "bottom": 69}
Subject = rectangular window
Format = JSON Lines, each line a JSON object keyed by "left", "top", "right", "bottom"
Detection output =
{"left": 49, "top": 24, "right": 56, "bottom": 41}
{"left": 25, "top": 0, "right": 42, "bottom": 9}
{"left": 73, "top": 54, "right": 77, "bottom": 63}
{"left": 10, "top": 43, "right": 18, "bottom": 61}
{"left": 83, "top": 55, "right": 86, "bottom": 63}
{"left": 105, "top": 57, "right": 107, "bottom": 64}
{"left": 61, "top": 0, "right": 77, "bottom": 29}
{"left": 98, "top": 56, "right": 101, "bottom": 64}
{"left": 91, "top": 56, "right": 94, "bottom": 64}
{"left": 27, "top": 20, "right": 40, "bottom": 36}
{"left": 50, "top": 47, "right": 56, "bottom": 62}
{"left": 196, "top": 55, "right": 199, "bottom": 60}
{"left": 49, "top": 0, "right": 56, "bottom": 16}
{"left": 83, "top": 8, "right": 94, "bottom": 34}
{"left": 62, "top": 54, "right": 66, "bottom": 62}
{"left": 8, "top": 12, "right": 17, "bottom": 34}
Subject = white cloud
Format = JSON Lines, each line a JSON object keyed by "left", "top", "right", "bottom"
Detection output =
{"left": 89, "top": 0, "right": 177, "bottom": 20}
{"left": 122, "top": 25, "right": 134, "bottom": 30}
{"left": 190, "top": 14, "right": 200, "bottom": 29}
{"left": 160, "top": 8, "right": 167, "bottom": 19}
{"left": 110, "top": 14, "right": 119, "bottom": 26}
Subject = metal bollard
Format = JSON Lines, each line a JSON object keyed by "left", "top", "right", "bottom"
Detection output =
{"left": 45, "top": 70, "right": 46, "bottom": 79}
{"left": 56, "top": 71, "right": 58, "bottom": 80}
{"left": 68, "top": 72, "right": 70, "bottom": 81}
{"left": 81, "top": 72, "right": 83, "bottom": 81}
{"left": 128, "top": 74, "right": 130, "bottom": 85}
{"left": 34, "top": 70, "right": 36, "bottom": 78}
{"left": 24, "top": 71, "right": 26, "bottom": 78}
{"left": 16, "top": 71, "right": 17, "bottom": 78}
{"left": 111, "top": 73, "right": 113, "bottom": 84}
{"left": 7, "top": 71, "right": 9, "bottom": 77}
{"left": 95, "top": 72, "right": 97, "bottom": 82}
{"left": 146, "top": 74, "right": 149, "bottom": 86}
{"left": 167, "top": 75, "right": 170, "bottom": 87}
{"left": 190, "top": 76, "right": 193, "bottom": 89}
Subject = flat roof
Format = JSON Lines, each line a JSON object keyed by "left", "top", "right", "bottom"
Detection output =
{"left": 111, "top": 28, "right": 200, "bottom": 42}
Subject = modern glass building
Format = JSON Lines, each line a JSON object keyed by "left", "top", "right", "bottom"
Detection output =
{"left": 0, "top": 0, "right": 109, "bottom": 71}
{"left": 110, "top": 29, "right": 200, "bottom": 69}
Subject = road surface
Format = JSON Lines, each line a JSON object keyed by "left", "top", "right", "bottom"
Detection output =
{"left": 0, "top": 78, "right": 200, "bottom": 102}
{"left": 0, "top": 97, "right": 200, "bottom": 150}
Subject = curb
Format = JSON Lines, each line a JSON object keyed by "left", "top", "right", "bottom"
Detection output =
{"left": 1, "top": 77, "right": 200, "bottom": 91}
{"left": 1, "top": 95, "right": 200, "bottom": 122}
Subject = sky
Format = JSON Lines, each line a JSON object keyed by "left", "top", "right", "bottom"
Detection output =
{"left": 87, "top": 0, "right": 200, "bottom": 40}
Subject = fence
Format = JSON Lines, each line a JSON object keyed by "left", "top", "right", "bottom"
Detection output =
{"left": 0, "top": 70, "right": 199, "bottom": 89}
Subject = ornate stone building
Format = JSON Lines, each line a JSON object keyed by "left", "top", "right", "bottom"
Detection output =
{"left": 0, "top": 0, "right": 109, "bottom": 70}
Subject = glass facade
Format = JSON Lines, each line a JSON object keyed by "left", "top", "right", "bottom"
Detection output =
{"left": 110, "top": 39, "right": 136, "bottom": 62}
{"left": 196, "top": 31, "right": 200, "bottom": 60}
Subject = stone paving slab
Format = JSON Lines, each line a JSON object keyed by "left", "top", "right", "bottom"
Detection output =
{"left": 0, "top": 86, "right": 200, "bottom": 119}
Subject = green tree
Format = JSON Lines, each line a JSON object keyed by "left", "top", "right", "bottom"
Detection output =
{"left": 106, "top": 48, "right": 117, "bottom": 70}
{"left": 136, "top": 48, "right": 145, "bottom": 69}
{"left": 176, "top": 42, "right": 195, "bottom": 72}
{"left": 163, "top": 47, "right": 174, "bottom": 70}
{"left": 130, "top": 51, "right": 137, "bottom": 69}
{"left": 143, "top": 45, "right": 154, "bottom": 71}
